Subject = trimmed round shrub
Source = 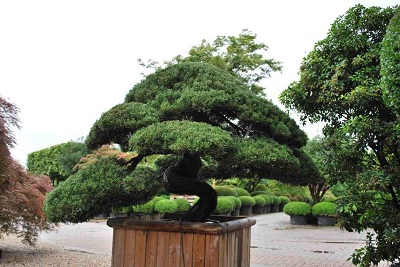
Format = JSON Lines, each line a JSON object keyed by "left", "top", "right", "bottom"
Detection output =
{"left": 153, "top": 196, "right": 168, "bottom": 205}
{"left": 253, "top": 183, "right": 268, "bottom": 191}
{"left": 258, "top": 194, "right": 272, "bottom": 205}
{"left": 214, "top": 197, "right": 235, "bottom": 214}
{"left": 224, "top": 196, "right": 242, "bottom": 209}
{"left": 253, "top": 195, "right": 266, "bottom": 206}
{"left": 232, "top": 187, "right": 251, "bottom": 196}
{"left": 279, "top": 196, "right": 290, "bottom": 205}
{"left": 272, "top": 196, "right": 281, "bottom": 205}
{"left": 132, "top": 200, "right": 155, "bottom": 213}
{"left": 174, "top": 198, "right": 191, "bottom": 212}
{"left": 250, "top": 191, "right": 268, "bottom": 196}
{"left": 283, "top": 201, "right": 312, "bottom": 216}
{"left": 312, "top": 202, "right": 337, "bottom": 217}
{"left": 214, "top": 186, "right": 239, "bottom": 197}
{"left": 239, "top": 196, "right": 256, "bottom": 206}
{"left": 154, "top": 199, "right": 178, "bottom": 213}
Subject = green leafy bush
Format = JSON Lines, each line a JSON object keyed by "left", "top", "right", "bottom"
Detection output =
{"left": 232, "top": 187, "right": 250, "bottom": 196}
{"left": 312, "top": 202, "right": 337, "bottom": 217}
{"left": 272, "top": 196, "right": 281, "bottom": 205}
{"left": 258, "top": 194, "right": 272, "bottom": 205}
{"left": 174, "top": 198, "right": 191, "bottom": 212}
{"left": 238, "top": 196, "right": 256, "bottom": 206}
{"left": 223, "top": 196, "right": 242, "bottom": 209}
{"left": 214, "top": 197, "right": 234, "bottom": 214}
{"left": 279, "top": 196, "right": 290, "bottom": 205}
{"left": 132, "top": 200, "right": 155, "bottom": 213}
{"left": 214, "top": 186, "right": 239, "bottom": 197}
{"left": 253, "top": 195, "right": 266, "bottom": 206}
{"left": 283, "top": 201, "right": 312, "bottom": 216}
{"left": 154, "top": 199, "right": 178, "bottom": 213}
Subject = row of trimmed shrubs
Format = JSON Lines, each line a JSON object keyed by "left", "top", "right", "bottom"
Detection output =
{"left": 283, "top": 201, "right": 338, "bottom": 217}
{"left": 111, "top": 186, "right": 292, "bottom": 217}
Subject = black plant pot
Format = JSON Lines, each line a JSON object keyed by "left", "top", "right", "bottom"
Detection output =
{"left": 272, "top": 204, "right": 280, "bottom": 212}
{"left": 231, "top": 208, "right": 240, "bottom": 216}
{"left": 289, "top": 215, "right": 309, "bottom": 225}
{"left": 252, "top": 205, "right": 263, "bottom": 214}
{"left": 262, "top": 205, "right": 271, "bottom": 214}
{"left": 279, "top": 203, "right": 286, "bottom": 212}
{"left": 239, "top": 205, "right": 253, "bottom": 216}
{"left": 317, "top": 216, "right": 336, "bottom": 226}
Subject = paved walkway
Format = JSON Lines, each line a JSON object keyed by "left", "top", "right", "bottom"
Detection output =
{"left": 250, "top": 212, "right": 376, "bottom": 267}
{"left": 38, "top": 212, "right": 386, "bottom": 266}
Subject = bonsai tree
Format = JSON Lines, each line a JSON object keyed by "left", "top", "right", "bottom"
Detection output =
{"left": 44, "top": 62, "right": 317, "bottom": 223}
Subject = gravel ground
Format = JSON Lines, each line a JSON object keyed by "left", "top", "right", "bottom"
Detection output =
{"left": 0, "top": 234, "right": 111, "bottom": 267}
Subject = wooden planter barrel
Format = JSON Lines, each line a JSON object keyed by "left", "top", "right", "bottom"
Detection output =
{"left": 107, "top": 215, "right": 256, "bottom": 267}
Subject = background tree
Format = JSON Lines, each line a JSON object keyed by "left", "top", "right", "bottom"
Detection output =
{"left": 138, "top": 29, "right": 282, "bottom": 96}
{"left": 280, "top": 5, "right": 399, "bottom": 266}
{"left": 381, "top": 7, "right": 400, "bottom": 116}
{"left": 0, "top": 95, "right": 54, "bottom": 245}
{"left": 27, "top": 141, "right": 89, "bottom": 185}
{"left": 44, "top": 62, "right": 319, "bottom": 223}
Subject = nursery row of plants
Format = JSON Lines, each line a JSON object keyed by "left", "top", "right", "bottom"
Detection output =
{"left": 283, "top": 201, "right": 338, "bottom": 226}
{"left": 109, "top": 185, "right": 295, "bottom": 219}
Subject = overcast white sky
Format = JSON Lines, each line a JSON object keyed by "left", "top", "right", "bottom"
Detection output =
{"left": 1, "top": 0, "right": 398, "bottom": 165}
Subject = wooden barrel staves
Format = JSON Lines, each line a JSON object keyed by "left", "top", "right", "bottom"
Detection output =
{"left": 107, "top": 215, "right": 256, "bottom": 267}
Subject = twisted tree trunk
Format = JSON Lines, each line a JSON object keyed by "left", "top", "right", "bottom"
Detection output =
{"left": 163, "top": 153, "right": 217, "bottom": 222}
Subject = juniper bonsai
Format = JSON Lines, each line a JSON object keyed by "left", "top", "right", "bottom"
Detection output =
{"left": 44, "top": 62, "right": 317, "bottom": 223}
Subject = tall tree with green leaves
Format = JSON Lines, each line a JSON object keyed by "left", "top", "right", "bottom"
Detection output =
{"left": 139, "top": 29, "right": 282, "bottom": 96}
{"left": 381, "top": 7, "right": 400, "bottom": 116}
{"left": 44, "top": 62, "right": 318, "bottom": 223}
{"left": 27, "top": 141, "right": 89, "bottom": 185}
{"left": 280, "top": 4, "right": 399, "bottom": 266}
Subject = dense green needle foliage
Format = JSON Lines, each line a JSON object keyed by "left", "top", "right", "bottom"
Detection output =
{"left": 45, "top": 59, "right": 316, "bottom": 223}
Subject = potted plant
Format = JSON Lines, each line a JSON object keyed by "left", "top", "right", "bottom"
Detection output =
{"left": 312, "top": 201, "right": 337, "bottom": 226}
{"left": 173, "top": 198, "right": 191, "bottom": 213}
{"left": 131, "top": 199, "right": 158, "bottom": 220}
{"left": 239, "top": 196, "right": 256, "bottom": 216}
{"left": 225, "top": 196, "right": 242, "bottom": 216}
{"left": 215, "top": 186, "right": 239, "bottom": 197}
{"left": 214, "top": 197, "right": 235, "bottom": 216}
{"left": 259, "top": 194, "right": 272, "bottom": 213}
{"left": 232, "top": 187, "right": 251, "bottom": 197}
{"left": 252, "top": 195, "right": 266, "bottom": 214}
{"left": 43, "top": 61, "right": 314, "bottom": 267}
{"left": 279, "top": 196, "right": 290, "bottom": 211}
{"left": 271, "top": 196, "right": 282, "bottom": 212}
{"left": 154, "top": 199, "right": 178, "bottom": 215}
{"left": 283, "top": 201, "right": 312, "bottom": 225}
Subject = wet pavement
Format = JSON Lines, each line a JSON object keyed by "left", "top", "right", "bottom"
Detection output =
{"left": 39, "top": 212, "right": 387, "bottom": 266}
